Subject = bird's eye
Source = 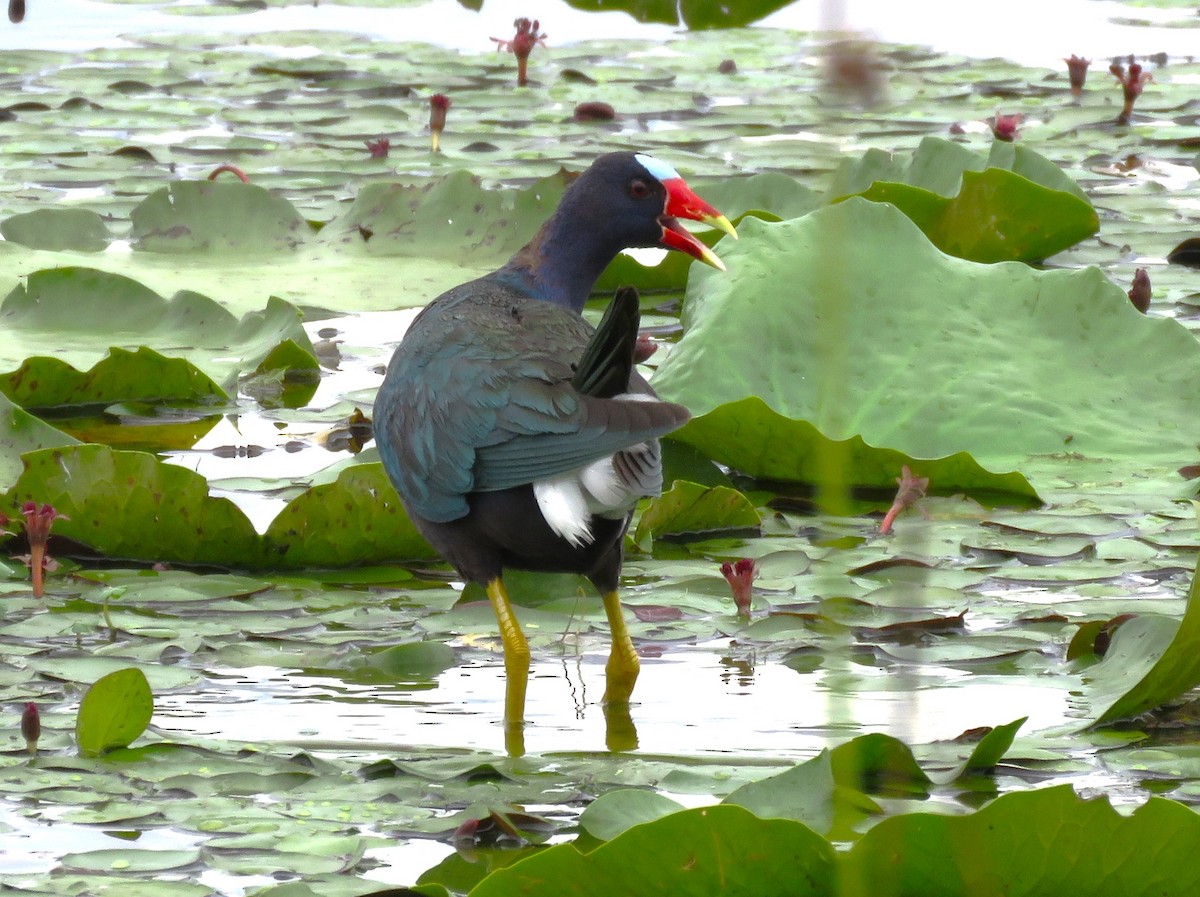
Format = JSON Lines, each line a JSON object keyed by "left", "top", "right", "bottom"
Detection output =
{"left": 628, "top": 178, "right": 652, "bottom": 199}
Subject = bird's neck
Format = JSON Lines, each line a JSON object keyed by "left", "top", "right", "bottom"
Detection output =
{"left": 496, "top": 200, "right": 624, "bottom": 313}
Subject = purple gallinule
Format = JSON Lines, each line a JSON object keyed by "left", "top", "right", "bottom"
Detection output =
{"left": 374, "top": 152, "right": 734, "bottom": 711}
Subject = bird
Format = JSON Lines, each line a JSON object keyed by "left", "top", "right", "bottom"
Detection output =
{"left": 373, "top": 152, "right": 735, "bottom": 721}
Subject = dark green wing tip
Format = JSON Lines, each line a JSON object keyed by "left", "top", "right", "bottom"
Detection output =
{"left": 573, "top": 286, "right": 642, "bottom": 398}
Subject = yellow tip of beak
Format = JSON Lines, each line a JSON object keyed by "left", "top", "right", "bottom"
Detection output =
{"left": 697, "top": 243, "right": 727, "bottom": 272}
{"left": 707, "top": 213, "right": 738, "bottom": 240}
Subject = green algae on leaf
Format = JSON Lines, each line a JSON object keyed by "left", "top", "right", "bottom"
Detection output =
{"left": 653, "top": 203, "right": 1200, "bottom": 495}
{"left": 75, "top": 667, "right": 153, "bottom": 758}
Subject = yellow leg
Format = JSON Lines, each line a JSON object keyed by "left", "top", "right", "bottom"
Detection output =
{"left": 486, "top": 577, "right": 529, "bottom": 757}
{"left": 601, "top": 589, "right": 640, "bottom": 705}
{"left": 486, "top": 577, "right": 530, "bottom": 666}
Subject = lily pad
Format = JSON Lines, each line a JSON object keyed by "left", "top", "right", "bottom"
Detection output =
{"left": 470, "top": 804, "right": 836, "bottom": 897}
{"left": 0, "top": 391, "right": 77, "bottom": 493}
{"left": 9, "top": 443, "right": 265, "bottom": 568}
{"left": 130, "top": 180, "right": 311, "bottom": 252}
{"left": 845, "top": 785, "right": 1200, "bottom": 896}
{"left": 261, "top": 461, "right": 437, "bottom": 568}
{"left": 653, "top": 202, "right": 1200, "bottom": 495}
{"left": 0, "top": 267, "right": 317, "bottom": 408}
{"left": 832, "top": 138, "right": 1098, "bottom": 263}
{"left": 1079, "top": 555, "right": 1200, "bottom": 726}
{"left": 634, "top": 480, "right": 761, "bottom": 542}
{"left": 75, "top": 667, "right": 153, "bottom": 758}
{"left": 0, "top": 207, "right": 111, "bottom": 252}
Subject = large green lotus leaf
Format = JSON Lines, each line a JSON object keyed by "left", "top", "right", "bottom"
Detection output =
{"left": 674, "top": 398, "right": 1037, "bottom": 500}
{"left": 829, "top": 137, "right": 1097, "bottom": 262}
{"left": 842, "top": 785, "right": 1200, "bottom": 897}
{"left": 469, "top": 804, "right": 836, "bottom": 897}
{"left": 262, "top": 461, "right": 437, "bottom": 568}
{"left": 130, "top": 180, "right": 311, "bottom": 252}
{"left": 8, "top": 444, "right": 265, "bottom": 568}
{"left": 652, "top": 203, "right": 1200, "bottom": 494}
{"left": 0, "top": 391, "right": 78, "bottom": 493}
{"left": 0, "top": 207, "right": 111, "bottom": 252}
{"left": 0, "top": 267, "right": 316, "bottom": 405}
{"left": 1078, "top": 554, "right": 1200, "bottom": 726}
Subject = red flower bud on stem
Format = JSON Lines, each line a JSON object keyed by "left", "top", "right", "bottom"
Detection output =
{"left": 1064, "top": 55, "right": 1091, "bottom": 95}
{"left": 880, "top": 466, "right": 929, "bottom": 535}
{"left": 1128, "top": 268, "right": 1151, "bottom": 313}
{"left": 720, "top": 558, "right": 757, "bottom": 618}
{"left": 991, "top": 112, "right": 1022, "bottom": 142}
{"left": 365, "top": 137, "right": 390, "bottom": 158}
{"left": 492, "top": 17, "right": 547, "bottom": 87}
{"left": 21, "top": 702, "right": 39, "bottom": 756}
{"left": 1110, "top": 60, "right": 1152, "bottom": 125}
{"left": 20, "top": 502, "right": 67, "bottom": 598}
{"left": 429, "top": 94, "right": 451, "bottom": 153}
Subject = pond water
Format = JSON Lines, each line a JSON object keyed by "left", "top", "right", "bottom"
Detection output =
{"left": 3, "top": 0, "right": 1200, "bottom": 893}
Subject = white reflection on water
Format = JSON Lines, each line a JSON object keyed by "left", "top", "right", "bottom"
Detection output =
{"left": 154, "top": 642, "right": 1074, "bottom": 756}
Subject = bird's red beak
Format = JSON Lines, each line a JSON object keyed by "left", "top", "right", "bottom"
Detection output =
{"left": 659, "top": 177, "right": 737, "bottom": 271}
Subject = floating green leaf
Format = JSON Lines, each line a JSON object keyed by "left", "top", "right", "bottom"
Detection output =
{"left": 0, "top": 391, "right": 77, "bottom": 493}
{"left": 1081, "top": 554, "right": 1200, "bottom": 726}
{"left": 0, "top": 207, "right": 111, "bottom": 252}
{"left": 9, "top": 444, "right": 265, "bottom": 568}
{"left": 75, "top": 667, "right": 153, "bottom": 758}
{"left": 843, "top": 785, "right": 1200, "bottom": 896}
{"left": 634, "top": 480, "right": 761, "bottom": 543}
{"left": 831, "top": 137, "right": 1097, "bottom": 262}
{"left": 578, "top": 789, "right": 686, "bottom": 842}
{"left": 0, "top": 267, "right": 316, "bottom": 408}
{"left": 470, "top": 804, "right": 836, "bottom": 897}
{"left": 262, "top": 462, "right": 437, "bottom": 568}
{"left": 131, "top": 180, "right": 311, "bottom": 252}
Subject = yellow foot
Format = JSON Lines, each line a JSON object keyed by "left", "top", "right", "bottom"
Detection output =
{"left": 600, "top": 589, "right": 640, "bottom": 704}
